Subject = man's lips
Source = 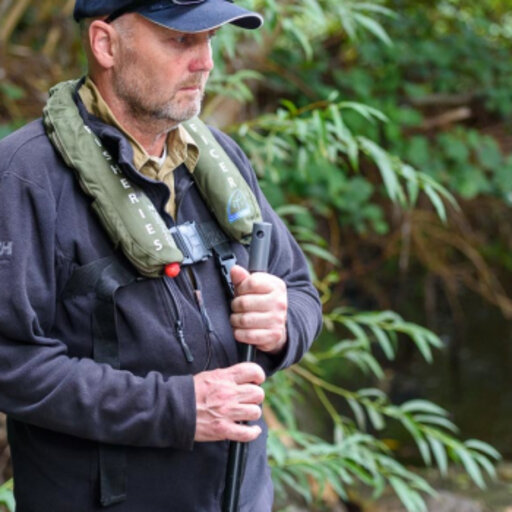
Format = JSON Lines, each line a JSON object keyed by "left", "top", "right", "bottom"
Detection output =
{"left": 180, "top": 86, "right": 201, "bottom": 91}
{"left": 179, "top": 81, "right": 203, "bottom": 92}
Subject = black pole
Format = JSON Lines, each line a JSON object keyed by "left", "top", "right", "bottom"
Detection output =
{"left": 222, "top": 222, "right": 272, "bottom": 512}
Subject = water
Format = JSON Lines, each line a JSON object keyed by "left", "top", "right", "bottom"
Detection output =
{"left": 390, "top": 293, "right": 512, "bottom": 458}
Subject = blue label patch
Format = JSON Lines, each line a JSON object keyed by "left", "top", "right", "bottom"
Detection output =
{"left": 227, "top": 190, "right": 251, "bottom": 224}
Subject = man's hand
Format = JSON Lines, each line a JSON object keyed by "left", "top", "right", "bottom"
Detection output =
{"left": 230, "top": 265, "right": 288, "bottom": 355}
{"left": 193, "top": 362, "right": 265, "bottom": 442}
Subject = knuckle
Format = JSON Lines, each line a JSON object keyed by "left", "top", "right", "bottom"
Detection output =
{"left": 230, "top": 298, "right": 242, "bottom": 313}
{"left": 211, "top": 419, "right": 225, "bottom": 437}
{"left": 251, "top": 368, "right": 265, "bottom": 384}
{"left": 268, "top": 312, "right": 283, "bottom": 327}
{"left": 272, "top": 329, "right": 283, "bottom": 342}
{"left": 239, "top": 296, "right": 251, "bottom": 311}
{"left": 255, "top": 366, "right": 266, "bottom": 380}
{"left": 250, "top": 405, "right": 262, "bottom": 420}
{"left": 239, "top": 314, "right": 251, "bottom": 328}
{"left": 250, "top": 385, "right": 264, "bottom": 403}
{"left": 275, "top": 296, "right": 287, "bottom": 311}
{"left": 242, "top": 429, "right": 257, "bottom": 442}
{"left": 217, "top": 403, "right": 230, "bottom": 417}
{"left": 233, "top": 328, "right": 245, "bottom": 343}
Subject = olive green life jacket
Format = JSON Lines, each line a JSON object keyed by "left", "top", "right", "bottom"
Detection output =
{"left": 42, "top": 80, "right": 262, "bottom": 278}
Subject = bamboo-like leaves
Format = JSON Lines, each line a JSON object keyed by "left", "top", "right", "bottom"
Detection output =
{"left": 233, "top": 99, "right": 456, "bottom": 223}
{"left": 267, "top": 307, "right": 500, "bottom": 511}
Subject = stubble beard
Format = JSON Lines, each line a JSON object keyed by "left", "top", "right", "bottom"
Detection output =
{"left": 113, "top": 74, "right": 205, "bottom": 125}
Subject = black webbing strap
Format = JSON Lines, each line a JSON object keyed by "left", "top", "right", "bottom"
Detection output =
{"left": 61, "top": 257, "right": 137, "bottom": 507}
{"left": 61, "top": 257, "right": 115, "bottom": 299}
{"left": 94, "top": 261, "right": 137, "bottom": 507}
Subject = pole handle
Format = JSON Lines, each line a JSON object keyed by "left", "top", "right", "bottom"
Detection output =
{"left": 223, "top": 221, "right": 272, "bottom": 512}
{"left": 243, "top": 222, "right": 272, "bottom": 362}
{"left": 248, "top": 222, "right": 272, "bottom": 273}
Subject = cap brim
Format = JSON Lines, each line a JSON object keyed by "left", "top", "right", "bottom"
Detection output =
{"left": 136, "top": 0, "right": 263, "bottom": 33}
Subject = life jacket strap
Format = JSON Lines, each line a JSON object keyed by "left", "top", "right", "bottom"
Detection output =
{"left": 169, "top": 221, "right": 237, "bottom": 294}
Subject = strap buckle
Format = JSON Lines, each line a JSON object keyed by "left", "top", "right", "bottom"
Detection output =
{"left": 169, "top": 221, "right": 237, "bottom": 297}
{"left": 170, "top": 221, "right": 212, "bottom": 266}
{"left": 213, "top": 243, "right": 237, "bottom": 298}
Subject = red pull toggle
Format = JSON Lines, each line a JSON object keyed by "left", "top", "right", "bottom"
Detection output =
{"left": 164, "top": 262, "right": 181, "bottom": 278}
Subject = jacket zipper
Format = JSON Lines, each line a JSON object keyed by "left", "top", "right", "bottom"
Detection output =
{"left": 172, "top": 168, "right": 223, "bottom": 370}
{"left": 163, "top": 278, "right": 194, "bottom": 364}
{"left": 192, "top": 278, "right": 214, "bottom": 370}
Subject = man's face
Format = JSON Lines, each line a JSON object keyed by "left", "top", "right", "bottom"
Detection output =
{"left": 111, "top": 15, "right": 215, "bottom": 124}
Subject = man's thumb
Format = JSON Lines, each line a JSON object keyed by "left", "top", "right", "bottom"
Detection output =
{"left": 230, "top": 265, "right": 250, "bottom": 287}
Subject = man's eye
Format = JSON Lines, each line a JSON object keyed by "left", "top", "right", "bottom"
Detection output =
{"left": 173, "top": 35, "right": 190, "bottom": 45}
{"left": 170, "top": 31, "right": 216, "bottom": 46}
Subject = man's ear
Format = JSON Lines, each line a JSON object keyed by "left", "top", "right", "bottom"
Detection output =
{"left": 88, "top": 20, "right": 118, "bottom": 70}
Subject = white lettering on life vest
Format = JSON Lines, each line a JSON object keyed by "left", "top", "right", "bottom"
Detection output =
{"left": 219, "top": 161, "right": 229, "bottom": 173}
{"left": 138, "top": 209, "right": 146, "bottom": 219}
{"left": 0, "top": 241, "right": 13, "bottom": 257}
{"left": 128, "top": 193, "right": 140, "bottom": 204}
{"left": 153, "top": 239, "right": 163, "bottom": 251}
{"left": 120, "top": 178, "right": 131, "bottom": 190}
{"left": 228, "top": 177, "right": 237, "bottom": 188}
{"left": 145, "top": 224, "right": 156, "bottom": 235}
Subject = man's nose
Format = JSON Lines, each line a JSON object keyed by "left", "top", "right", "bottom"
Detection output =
{"left": 190, "top": 40, "right": 214, "bottom": 73}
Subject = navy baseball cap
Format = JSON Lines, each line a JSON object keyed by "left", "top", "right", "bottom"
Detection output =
{"left": 73, "top": 0, "right": 264, "bottom": 32}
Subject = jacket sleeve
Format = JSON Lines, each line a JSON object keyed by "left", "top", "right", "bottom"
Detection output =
{"left": 0, "top": 130, "right": 195, "bottom": 449}
{"left": 210, "top": 128, "right": 323, "bottom": 375}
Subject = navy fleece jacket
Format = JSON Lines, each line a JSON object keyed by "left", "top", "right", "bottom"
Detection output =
{"left": 0, "top": 101, "right": 322, "bottom": 511}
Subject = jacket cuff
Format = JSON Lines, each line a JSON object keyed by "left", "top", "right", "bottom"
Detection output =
{"left": 165, "top": 374, "right": 196, "bottom": 450}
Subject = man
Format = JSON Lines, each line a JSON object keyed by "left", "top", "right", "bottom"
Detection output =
{"left": 0, "top": 1, "right": 322, "bottom": 510}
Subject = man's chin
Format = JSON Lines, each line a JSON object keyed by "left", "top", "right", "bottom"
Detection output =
{"left": 159, "top": 103, "right": 202, "bottom": 124}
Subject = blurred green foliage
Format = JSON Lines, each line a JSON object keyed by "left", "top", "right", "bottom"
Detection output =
{"left": 0, "top": 479, "right": 14, "bottom": 512}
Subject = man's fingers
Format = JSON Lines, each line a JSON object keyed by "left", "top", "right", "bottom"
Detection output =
{"left": 231, "top": 293, "right": 287, "bottom": 314}
{"left": 235, "top": 383, "right": 265, "bottom": 404}
{"left": 233, "top": 328, "right": 285, "bottom": 350}
{"left": 225, "top": 423, "right": 262, "bottom": 443}
{"left": 229, "top": 403, "right": 263, "bottom": 422}
{"left": 230, "top": 310, "right": 286, "bottom": 329}
{"left": 228, "top": 362, "right": 266, "bottom": 386}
